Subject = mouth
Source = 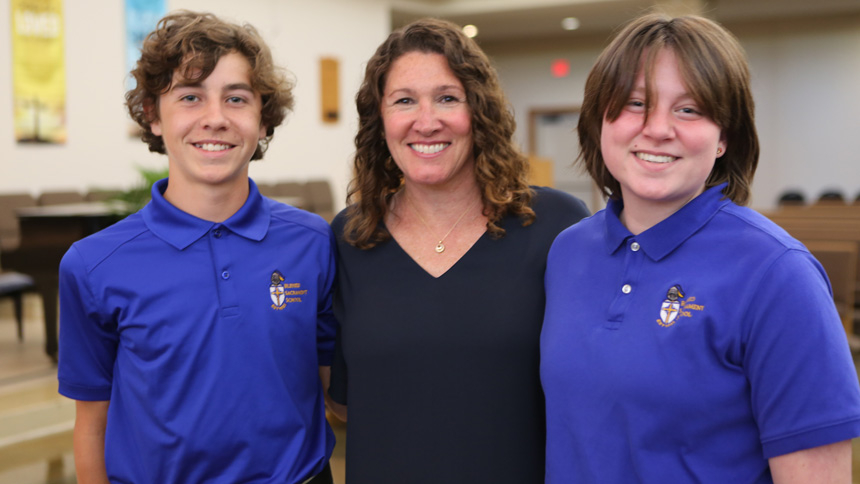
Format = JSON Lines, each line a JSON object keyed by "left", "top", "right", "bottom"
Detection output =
{"left": 409, "top": 143, "right": 449, "bottom": 155}
{"left": 194, "top": 142, "right": 234, "bottom": 152}
{"left": 635, "top": 152, "right": 677, "bottom": 164}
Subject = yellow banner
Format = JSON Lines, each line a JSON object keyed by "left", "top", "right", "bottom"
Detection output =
{"left": 11, "top": 0, "right": 66, "bottom": 144}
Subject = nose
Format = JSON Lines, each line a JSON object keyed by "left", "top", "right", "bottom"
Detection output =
{"left": 641, "top": 108, "right": 674, "bottom": 140}
{"left": 412, "top": 100, "right": 442, "bottom": 136}
{"left": 202, "top": 101, "right": 229, "bottom": 130}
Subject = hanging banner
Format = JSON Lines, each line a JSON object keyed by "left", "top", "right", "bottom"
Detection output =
{"left": 11, "top": 0, "right": 66, "bottom": 144}
{"left": 125, "top": 0, "right": 166, "bottom": 135}
{"left": 125, "top": 0, "right": 166, "bottom": 90}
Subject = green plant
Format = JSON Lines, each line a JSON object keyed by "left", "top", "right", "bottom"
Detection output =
{"left": 112, "top": 166, "right": 169, "bottom": 214}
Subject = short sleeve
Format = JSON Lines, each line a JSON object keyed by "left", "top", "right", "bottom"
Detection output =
{"left": 745, "top": 249, "right": 860, "bottom": 457}
{"left": 57, "top": 246, "right": 118, "bottom": 401}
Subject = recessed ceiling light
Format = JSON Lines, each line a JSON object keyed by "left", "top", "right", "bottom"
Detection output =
{"left": 562, "top": 17, "right": 580, "bottom": 31}
{"left": 463, "top": 24, "right": 478, "bottom": 38}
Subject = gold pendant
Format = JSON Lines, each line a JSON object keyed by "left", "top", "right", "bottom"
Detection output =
{"left": 435, "top": 242, "right": 445, "bottom": 253}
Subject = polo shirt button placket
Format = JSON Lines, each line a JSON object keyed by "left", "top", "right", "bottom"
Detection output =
{"left": 623, "top": 241, "right": 639, "bottom": 294}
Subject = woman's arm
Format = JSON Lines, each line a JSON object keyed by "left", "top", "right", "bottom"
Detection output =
{"left": 769, "top": 440, "right": 851, "bottom": 484}
{"left": 73, "top": 400, "right": 110, "bottom": 484}
{"left": 320, "top": 366, "right": 347, "bottom": 422}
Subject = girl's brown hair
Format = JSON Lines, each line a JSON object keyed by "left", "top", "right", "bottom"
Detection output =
{"left": 578, "top": 13, "right": 759, "bottom": 205}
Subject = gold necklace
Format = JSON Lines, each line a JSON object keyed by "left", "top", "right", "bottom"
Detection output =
{"left": 404, "top": 193, "right": 479, "bottom": 254}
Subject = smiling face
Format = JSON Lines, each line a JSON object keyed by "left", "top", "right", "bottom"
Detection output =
{"left": 151, "top": 51, "right": 265, "bottom": 196}
{"left": 381, "top": 51, "right": 475, "bottom": 192}
{"left": 600, "top": 48, "right": 726, "bottom": 226}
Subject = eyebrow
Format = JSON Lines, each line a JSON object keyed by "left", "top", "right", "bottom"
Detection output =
{"left": 386, "top": 84, "right": 465, "bottom": 96}
{"left": 170, "top": 82, "right": 255, "bottom": 93}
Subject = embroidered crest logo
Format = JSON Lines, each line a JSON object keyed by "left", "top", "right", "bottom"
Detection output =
{"left": 657, "top": 284, "right": 705, "bottom": 327}
{"left": 270, "top": 270, "right": 287, "bottom": 310}
{"left": 269, "top": 270, "right": 309, "bottom": 310}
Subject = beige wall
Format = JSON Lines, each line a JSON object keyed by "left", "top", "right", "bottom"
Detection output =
{"left": 2, "top": 3, "right": 858, "bottom": 211}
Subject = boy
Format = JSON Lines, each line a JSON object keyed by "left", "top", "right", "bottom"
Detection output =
{"left": 58, "top": 11, "right": 336, "bottom": 483}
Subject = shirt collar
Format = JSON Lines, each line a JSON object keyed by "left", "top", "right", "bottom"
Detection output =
{"left": 603, "top": 183, "right": 731, "bottom": 261}
{"left": 142, "top": 178, "right": 271, "bottom": 250}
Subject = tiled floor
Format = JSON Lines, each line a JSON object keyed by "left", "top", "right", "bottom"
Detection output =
{"left": 0, "top": 295, "right": 858, "bottom": 483}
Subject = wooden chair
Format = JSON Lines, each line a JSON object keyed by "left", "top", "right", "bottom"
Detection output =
{"left": 85, "top": 189, "right": 122, "bottom": 202}
{"left": 0, "top": 271, "right": 35, "bottom": 341}
{"left": 272, "top": 182, "right": 308, "bottom": 210}
{"left": 0, "top": 193, "right": 37, "bottom": 252}
{"left": 256, "top": 183, "right": 278, "bottom": 197}
{"left": 303, "top": 180, "right": 335, "bottom": 222}
{"left": 38, "top": 190, "right": 84, "bottom": 206}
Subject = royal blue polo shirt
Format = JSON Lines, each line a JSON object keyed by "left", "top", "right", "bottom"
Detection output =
{"left": 541, "top": 184, "right": 860, "bottom": 483}
{"left": 58, "top": 178, "right": 336, "bottom": 483}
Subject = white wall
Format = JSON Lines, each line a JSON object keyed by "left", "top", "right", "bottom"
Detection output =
{"left": 0, "top": 0, "right": 391, "bottom": 210}
{"left": 488, "top": 15, "right": 860, "bottom": 210}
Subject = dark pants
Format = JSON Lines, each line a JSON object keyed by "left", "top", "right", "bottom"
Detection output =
{"left": 306, "top": 462, "right": 333, "bottom": 484}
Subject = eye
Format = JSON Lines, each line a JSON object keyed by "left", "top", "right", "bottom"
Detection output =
{"left": 393, "top": 97, "right": 414, "bottom": 105}
{"left": 676, "top": 106, "right": 704, "bottom": 120}
{"left": 625, "top": 99, "right": 645, "bottom": 112}
{"left": 439, "top": 95, "right": 460, "bottom": 103}
{"left": 180, "top": 94, "right": 199, "bottom": 102}
{"left": 226, "top": 96, "right": 246, "bottom": 104}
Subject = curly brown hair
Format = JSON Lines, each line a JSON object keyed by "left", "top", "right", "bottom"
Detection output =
{"left": 578, "top": 13, "right": 759, "bottom": 205}
{"left": 344, "top": 18, "right": 534, "bottom": 249}
{"left": 125, "top": 10, "right": 294, "bottom": 161}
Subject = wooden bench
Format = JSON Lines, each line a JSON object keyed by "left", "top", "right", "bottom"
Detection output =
{"left": 763, "top": 208, "right": 860, "bottom": 337}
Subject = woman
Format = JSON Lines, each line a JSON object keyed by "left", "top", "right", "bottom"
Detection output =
{"left": 328, "top": 18, "right": 589, "bottom": 483}
{"left": 541, "top": 13, "right": 860, "bottom": 483}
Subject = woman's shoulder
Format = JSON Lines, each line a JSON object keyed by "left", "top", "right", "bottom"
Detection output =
{"left": 530, "top": 186, "right": 591, "bottom": 224}
{"left": 330, "top": 207, "right": 352, "bottom": 236}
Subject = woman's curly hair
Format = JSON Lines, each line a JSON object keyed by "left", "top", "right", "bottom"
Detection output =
{"left": 344, "top": 18, "right": 535, "bottom": 249}
{"left": 125, "top": 10, "right": 294, "bottom": 161}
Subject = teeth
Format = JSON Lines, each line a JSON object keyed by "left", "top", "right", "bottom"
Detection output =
{"left": 196, "top": 143, "right": 231, "bottom": 152}
{"left": 410, "top": 143, "right": 448, "bottom": 154}
{"left": 636, "top": 152, "right": 675, "bottom": 163}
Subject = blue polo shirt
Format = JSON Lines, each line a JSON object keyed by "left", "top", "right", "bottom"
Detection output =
{"left": 58, "top": 178, "right": 336, "bottom": 484}
{"left": 541, "top": 184, "right": 860, "bottom": 483}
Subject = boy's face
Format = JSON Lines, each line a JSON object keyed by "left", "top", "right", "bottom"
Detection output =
{"left": 151, "top": 51, "right": 265, "bottom": 193}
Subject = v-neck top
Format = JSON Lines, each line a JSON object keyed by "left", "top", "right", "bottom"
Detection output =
{"left": 329, "top": 186, "right": 589, "bottom": 483}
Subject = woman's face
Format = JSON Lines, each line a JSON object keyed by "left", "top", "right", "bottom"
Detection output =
{"left": 381, "top": 51, "right": 475, "bottom": 191}
{"left": 600, "top": 48, "right": 726, "bottom": 219}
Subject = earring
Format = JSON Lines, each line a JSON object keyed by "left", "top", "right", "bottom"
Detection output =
{"left": 716, "top": 147, "right": 723, "bottom": 156}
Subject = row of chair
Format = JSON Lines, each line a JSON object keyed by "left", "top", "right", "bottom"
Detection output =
{"left": 0, "top": 180, "right": 335, "bottom": 252}
{"left": 779, "top": 189, "right": 860, "bottom": 206}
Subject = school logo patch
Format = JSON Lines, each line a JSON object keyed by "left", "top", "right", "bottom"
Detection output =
{"left": 657, "top": 284, "right": 705, "bottom": 327}
{"left": 270, "top": 270, "right": 287, "bottom": 310}
{"left": 269, "top": 270, "right": 309, "bottom": 310}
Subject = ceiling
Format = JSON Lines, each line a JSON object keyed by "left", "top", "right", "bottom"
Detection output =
{"left": 390, "top": 0, "right": 860, "bottom": 45}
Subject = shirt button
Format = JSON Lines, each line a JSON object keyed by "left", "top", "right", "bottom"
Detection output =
{"left": 213, "top": 229, "right": 222, "bottom": 238}
{"left": 622, "top": 284, "right": 632, "bottom": 294}
{"left": 630, "top": 242, "right": 640, "bottom": 251}
{"left": 221, "top": 271, "right": 230, "bottom": 280}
